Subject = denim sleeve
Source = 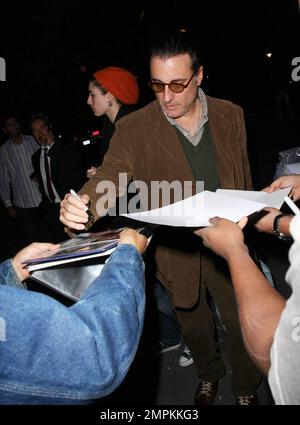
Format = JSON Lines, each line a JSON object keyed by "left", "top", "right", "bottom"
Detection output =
{"left": 0, "top": 244, "right": 145, "bottom": 403}
{"left": 0, "top": 260, "right": 26, "bottom": 289}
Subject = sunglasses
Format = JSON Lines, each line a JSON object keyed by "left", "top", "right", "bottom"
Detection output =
{"left": 149, "top": 73, "right": 195, "bottom": 94}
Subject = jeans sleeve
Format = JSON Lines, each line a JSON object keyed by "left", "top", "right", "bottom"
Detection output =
{"left": 0, "top": 244, "right": 145, "bottom": 402}
{"left": 0, "top": 260, "right": 26, "bottom": 289}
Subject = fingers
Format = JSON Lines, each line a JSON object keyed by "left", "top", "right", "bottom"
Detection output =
{"left": 86, "top": 167, "right": 97, "bottom": 178}
{"left": 119, "top": 229, "right": 149, "bottom": 254}
{"left": 261, "top": 185, "right": 273, "bottom": 193}
{"left": 64, "top": 192, "right": 89, "bottom": 208}
{"left": 29, "top": 242, "right": 60, "bottom": 251}
{"left": 60, "top": 215, "right": 86, "bottom": 230}
{"left": 208, "top": 216, "right": 220, "bottom": 226}
{"left": 238, "top": 216, "right": 248, "bottom": 229}
{"left": 60, "top": 193, "right": 89, "bottom": 228}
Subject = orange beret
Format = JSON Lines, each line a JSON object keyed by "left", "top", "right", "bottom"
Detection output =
{"left": 93, "top": 67, "right": 139, "bottom": 105}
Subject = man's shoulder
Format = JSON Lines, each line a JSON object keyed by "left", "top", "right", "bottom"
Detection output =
{"left": 1, "top": 138, "right": 11, "bottom": 149}
{"left": 207, "top": 95, "right": 243, "bottom": 115}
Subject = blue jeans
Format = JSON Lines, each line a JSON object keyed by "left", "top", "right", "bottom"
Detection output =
{"left": 0, "top": 244, "right": 145, "bottom": 404}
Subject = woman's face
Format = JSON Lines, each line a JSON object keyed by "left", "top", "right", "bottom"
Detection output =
{"left": 87, "top": 82, "right": 110, "bottom": 117}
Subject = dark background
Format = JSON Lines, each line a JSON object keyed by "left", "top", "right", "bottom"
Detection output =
{"left": 0, "top": 0, "right": 299, "bottom": 189}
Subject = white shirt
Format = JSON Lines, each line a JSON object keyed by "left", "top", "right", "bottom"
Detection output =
{"left": 269, "top": 215, "right": 300, "bottom": 404}
{"left": 0, "top": 135, "right": 42, "bottom": 208}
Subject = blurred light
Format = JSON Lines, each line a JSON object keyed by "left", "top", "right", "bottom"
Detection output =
{"left": 266, "top": 52, "right": 272, "bottom": 58}
{"left": 92, "top": 130, "right": 100, "bottom": 136}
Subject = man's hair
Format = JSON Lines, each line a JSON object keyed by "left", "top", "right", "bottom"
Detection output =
{"left": 29, "top": 112, "right": 52, "bottom": 129}
{"left": 150, "top": 29, "right": 202, "bottom": 73}
{"left": 2, "top": 114, "right": 19, "bottom": 127}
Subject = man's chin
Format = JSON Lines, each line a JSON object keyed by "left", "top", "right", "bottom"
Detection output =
{"left": 163, "top": 108, "right": 181, "bottom": 119}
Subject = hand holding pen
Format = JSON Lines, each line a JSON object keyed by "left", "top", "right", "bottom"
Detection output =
{"left": 60, "top": 189, "right": 95, "bottom": 237}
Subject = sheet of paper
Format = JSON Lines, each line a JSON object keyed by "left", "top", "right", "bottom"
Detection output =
{"left": 122, "top": 191, "right": 266, "bottom": 227}
{"left": 27, "top": 247, "right": 115, "bottom": 272}
{"left": 216, "top": 187, "right": 292, "bottom": 209}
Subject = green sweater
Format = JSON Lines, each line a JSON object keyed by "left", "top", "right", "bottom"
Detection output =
{"left": 175, "top": 122, "right": 220, "bottom": 191}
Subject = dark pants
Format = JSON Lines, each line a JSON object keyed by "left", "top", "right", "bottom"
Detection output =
{"left": 175, "top": 252, "right": 261, "bottom": 397}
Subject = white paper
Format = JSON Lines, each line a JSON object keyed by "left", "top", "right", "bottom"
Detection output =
{"left": 216, "top": 187, "right": 292, "bottom": 209}
{"left": 27, "top": 248, "right": 115, "bottom": 272}
{"left": 122, "top": 190, "right": 266, "bottom": 227}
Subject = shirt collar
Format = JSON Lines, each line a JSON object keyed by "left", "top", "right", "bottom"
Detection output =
{"left": 164, "top": 87, "right": 209, "bottom": 146}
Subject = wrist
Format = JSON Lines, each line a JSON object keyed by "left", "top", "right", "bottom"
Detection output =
{"left": 224, "top": 241, "right": 248, "bottom": 263}
{"left": 11, "top": 258, "right": 24, "bottom": 282}
{"left": 273, "top": 214, "right": 292, "bottom": 240}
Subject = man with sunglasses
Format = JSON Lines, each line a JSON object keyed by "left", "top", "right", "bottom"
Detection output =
{"left": 60, "top": 30, "right": 261, "bottom": 405}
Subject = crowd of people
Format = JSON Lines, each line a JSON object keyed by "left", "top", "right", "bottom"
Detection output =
{"left": 0, "top": 29, "right": 300, "bottom": 406}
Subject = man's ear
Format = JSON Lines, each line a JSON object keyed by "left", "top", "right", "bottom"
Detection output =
{"left": 3, "top": 127, "right": 7, "bottom": 135}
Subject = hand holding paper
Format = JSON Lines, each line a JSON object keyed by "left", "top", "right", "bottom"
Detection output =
{"left": 121, "top": 188, "right": 291, "bottom": 227}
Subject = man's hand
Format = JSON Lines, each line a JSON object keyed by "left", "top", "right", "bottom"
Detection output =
{"left": 7, "top": 206, "right": 17, "bottom": 218}
{"left": 12, "top": 242, "right": 60, "bottom": 281}
{"left": 86, "top": 166, "right": 97, "bottom": 179}
{"left": 119, "top": 229, "right": 149, "bottom": 255}
{"left": 254, "top": 207, "right": 282, "bottom": 234}
{"left": 262, "top": 174, "right": 300, "bottom": 201}
{"left": 194, "top": 217, "right": 248, "bottom": 262}
{"left": 60, "top": 193, "right": 90, "bottom": 231}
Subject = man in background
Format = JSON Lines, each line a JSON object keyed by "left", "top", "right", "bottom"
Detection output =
{"left": 31, "top": 113, "right": 87, "bottom": 242}
{"left": 0, "top": 115, "right": 46, "bottom": 245}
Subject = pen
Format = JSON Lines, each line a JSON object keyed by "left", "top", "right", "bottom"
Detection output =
{"left": 70, "top": 189, "right": 89, "bottom": 212}
{"left": 284, "top": 196, "right": 300, "bottom": 215}
{"left": 70, "top": 189, "right": 95, "bottom": 225}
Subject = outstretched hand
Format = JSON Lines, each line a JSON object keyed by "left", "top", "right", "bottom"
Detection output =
{"left": 262, "top": 174, "right": 300, "bottom": 201}
{"left": 119, "top": 229, "right": 149, "bottom": 255}
{"left": 194, "top": 217, "right": 248, "bottom": 261}
{"left": 12, "top": 242, "right": 60, "bottom": 281}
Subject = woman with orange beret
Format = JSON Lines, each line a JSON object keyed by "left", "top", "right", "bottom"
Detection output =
{"left": 86, "top": 66, "right": 139, "bottom": 174}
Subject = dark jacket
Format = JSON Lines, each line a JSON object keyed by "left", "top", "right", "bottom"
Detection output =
{"left": 32, "top": 139, "right": 87, "bottom": 204}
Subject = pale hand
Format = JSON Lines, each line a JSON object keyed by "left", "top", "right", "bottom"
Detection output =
{"left": 86, "top": 166, "right": 97, "bottom": 179}
{"left": 262, "top": 174, "right": 300, "bottom": 201}
{"left": 119, "top": 229, "right": 149, "bottom": 255}
{"left": 60, "top": 193, "right": 90, "bottom": 231}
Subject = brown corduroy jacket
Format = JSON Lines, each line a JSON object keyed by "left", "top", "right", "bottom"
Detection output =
{"left": 79, "top": 97, "right": 253, "bottom": 308}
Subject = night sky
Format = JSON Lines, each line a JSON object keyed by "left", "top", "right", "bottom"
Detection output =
{"left": 0, "top": 0, "right": 299, "bottom": 138}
